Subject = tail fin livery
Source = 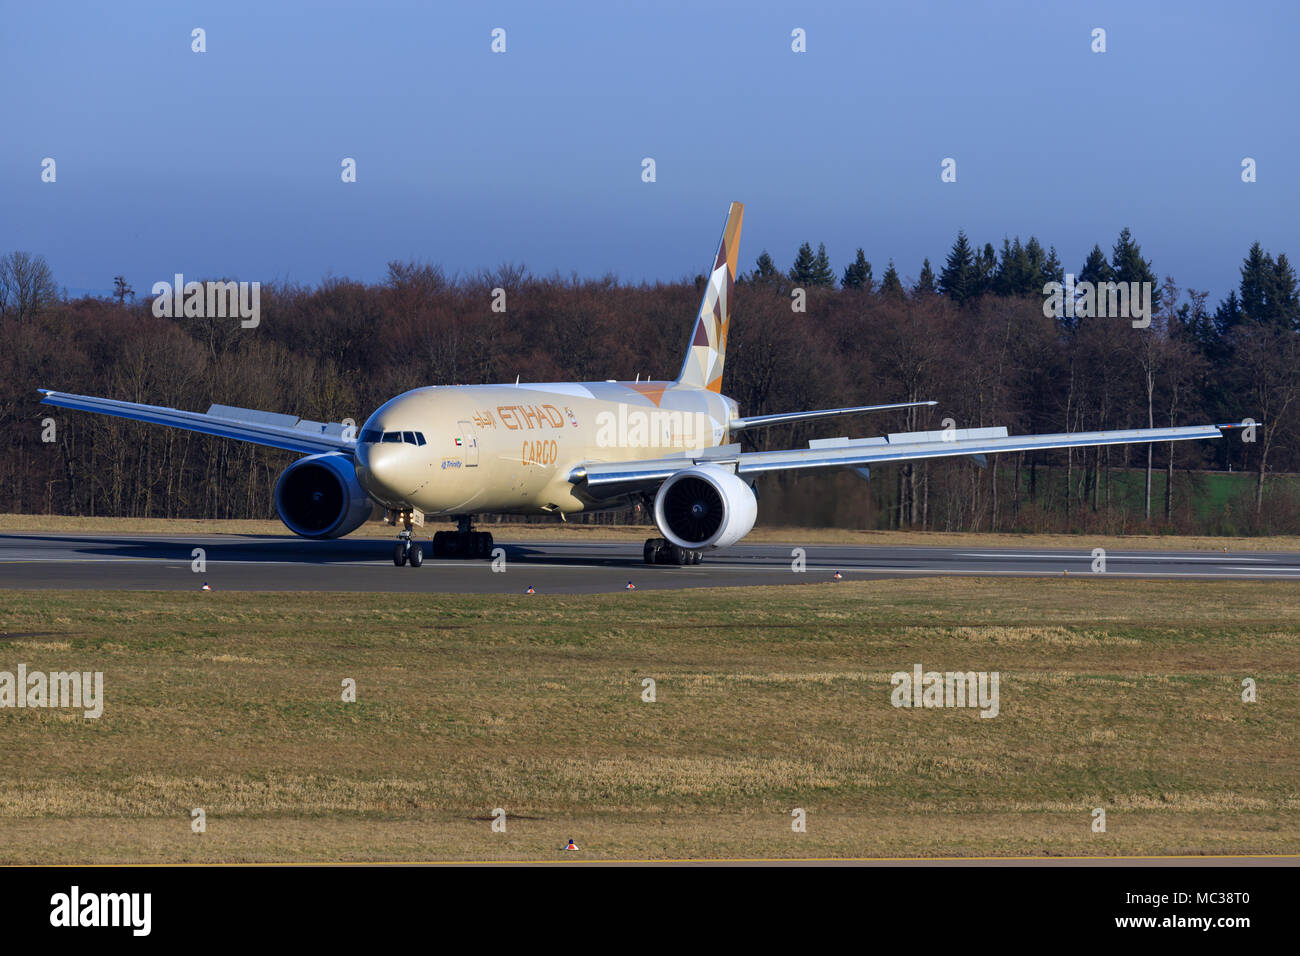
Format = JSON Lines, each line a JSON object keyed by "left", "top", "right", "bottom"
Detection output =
{"left": 677, "top": 202, "right": 743, "bottom": 392}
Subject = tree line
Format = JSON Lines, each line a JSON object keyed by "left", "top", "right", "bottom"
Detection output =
{"left": 2, "top": 230, "right": 1298, "bottom": 535}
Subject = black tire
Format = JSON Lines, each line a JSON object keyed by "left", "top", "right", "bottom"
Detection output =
{"left": 431, "top": 531, "right": 448, "bottom": 558}
{"left": 393, "top": 543, "right": 408, "bottom": 566}
{"left": 409, "top": 545, "right": 423, "bottom": 567}
{"left": 690, "top": 550, "right": 703, "bottom": 565}
{"left": 644, "top": 539, "right": 658, "bottom": 564}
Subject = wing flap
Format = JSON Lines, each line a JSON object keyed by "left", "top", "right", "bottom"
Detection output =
{"left": 728, "top": 400, "right": 936, "bottom": 431}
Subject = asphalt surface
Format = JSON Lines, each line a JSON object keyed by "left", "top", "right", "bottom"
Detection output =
{"left": 3, "top": 532, "right": 1300, "bottom": 593}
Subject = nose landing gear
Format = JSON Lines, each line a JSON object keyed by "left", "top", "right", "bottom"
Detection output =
{"left": 387, "top": 509, "right": 423, "bottom": 567}
{"left": 393, "top": 530, "right": 424, "bottom": 567}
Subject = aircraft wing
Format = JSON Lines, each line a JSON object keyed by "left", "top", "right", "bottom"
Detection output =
{"left": 38, "top": 389, "right": 356, "bottom": 456}
{"left": 570, "top": 423, "right": 1235, "bottom": 498}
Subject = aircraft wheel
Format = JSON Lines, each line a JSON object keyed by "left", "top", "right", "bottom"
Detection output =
{"left": 408, "top": 544, "right": 423, "bottom": 567}
{"left": 643, "top": 537, "right": 664, "bottom": 564}
{"left": 690, "top": 550, "right": 703, "bottom": 565}
{"left": 393, "top": 543, "right": 408, "bottom": 566}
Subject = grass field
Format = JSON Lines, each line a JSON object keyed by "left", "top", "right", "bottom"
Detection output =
{"left": 4, "top": 512, "right": 1300, "bottom": 552}
{"left": 1, "top": 579, "right": 1297, "bottom": 863}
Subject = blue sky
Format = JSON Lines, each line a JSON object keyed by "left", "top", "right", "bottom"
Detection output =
{"left": 3, "top": 0, "right": 1296, "bottom": 302}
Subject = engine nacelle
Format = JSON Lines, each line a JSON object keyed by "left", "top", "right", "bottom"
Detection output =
{"left": 274, "top": 452, "right": 375, "bottom": 539}
{"left": 653, "top": 463, "right": 757, "bottom": 550}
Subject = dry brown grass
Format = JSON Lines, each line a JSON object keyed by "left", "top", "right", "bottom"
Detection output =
{"left": 0, "top": 579, "right": 1297, "bottom": 862}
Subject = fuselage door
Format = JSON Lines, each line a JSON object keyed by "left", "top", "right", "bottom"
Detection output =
{"left": 457, "top": 421, "right": 479, "bottom": 466}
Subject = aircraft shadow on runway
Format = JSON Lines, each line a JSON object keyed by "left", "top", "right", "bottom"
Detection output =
{"left": 0, "top": 533, "right": 714, "bottom": 569}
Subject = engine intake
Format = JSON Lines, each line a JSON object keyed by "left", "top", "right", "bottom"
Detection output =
{"left": 274, "top": 452, "right": 375, "bottom": 539}
{"left": 653, "top": 463, "right": 757, "bottom": 550}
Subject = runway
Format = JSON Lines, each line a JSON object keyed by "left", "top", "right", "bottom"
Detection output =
{"left": 3, "top": 532, "right": 1300, "bottom": 592}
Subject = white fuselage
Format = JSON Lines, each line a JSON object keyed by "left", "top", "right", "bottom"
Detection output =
{"left": 354, "top": 381, "right": 737, "bottom": 515}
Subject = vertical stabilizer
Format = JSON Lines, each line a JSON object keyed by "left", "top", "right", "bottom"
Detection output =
{"left": 677, "top": 202, "right": 743, "bottom": 392}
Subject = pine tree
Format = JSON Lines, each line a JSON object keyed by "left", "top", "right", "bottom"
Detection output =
{"left": 1214, "top": 289, "right": 1243, "bottom": 335}
{"left": 1078, "top": 244, "right": 1114, "bottom": 285}
{"left": 753, "top": 250, "right": 778, "bottom": 280}
{"left": 1024, "top": 237, "right": 1046, "bottom": 282}
{"left": 938, "top": 230, "right": 977, "bottom": 304}
{"left": 1041, "top": 245, "right": 1064, "bottom": 287}
{"left": 1239, "top": 241, "right": 1272, "bottom": 321}
{"left": 913, "top": 258, "right": 937, "bottom": 295}
{"left": 994, "top": 237, "right": 1036, "bottom": 296}
{"left": 1274, "top": 253, "right": 1299, "bottom": 329}
{"left": 879, "top": 260, "right": 904, "bottom": 298}
{"left": 809, "top": 242, "right": 836, "bottom": 286}
{"left": 841, "top": 248, "right": 873, "bottom": 291}
{"left": 1110, "top": 227, "right": 1160, "bottom": 311}
{"left": 789, "top": 242, "right": 817, "bottom": 284}
{"left": 976, "top": 242, "right": 997, "bottom": 296}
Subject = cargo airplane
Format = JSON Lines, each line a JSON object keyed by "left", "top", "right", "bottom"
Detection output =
{"left": 41, "top": 203, "right": 1240, "bottom": 567}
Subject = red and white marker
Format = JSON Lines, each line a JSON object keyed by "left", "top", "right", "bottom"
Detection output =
{"left": 526, "top": 585, "right": 535, "bottom": 594}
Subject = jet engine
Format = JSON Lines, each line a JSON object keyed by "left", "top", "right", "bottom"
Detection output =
{"left": 274, "top": 452, "right": 375, "bottom": 539}
{"left": 652, "top": 463, "right": 757, "bottom": 550}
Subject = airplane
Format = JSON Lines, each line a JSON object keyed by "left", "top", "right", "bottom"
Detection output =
{"left": 40, "top": 202, "right": 1243, "bottom": 568}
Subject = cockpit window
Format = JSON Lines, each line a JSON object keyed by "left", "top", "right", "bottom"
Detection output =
{"left": 368, "top": 430, "right": 426, "bottom": 445}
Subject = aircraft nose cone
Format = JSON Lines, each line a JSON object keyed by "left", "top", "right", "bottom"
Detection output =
{"left": 356, "top": 441, "right": 407, "bottom": 499}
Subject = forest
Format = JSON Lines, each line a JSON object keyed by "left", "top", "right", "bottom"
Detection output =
{"left": 2, "top": 227, "right": 1298, "bottom": 535}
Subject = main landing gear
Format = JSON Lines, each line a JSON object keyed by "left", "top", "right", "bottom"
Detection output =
{"left": 643, "top": 536, "right": 703, "bottom": 566}
{"left": 430, "top": 515, "right": 494, "bottom": 560}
